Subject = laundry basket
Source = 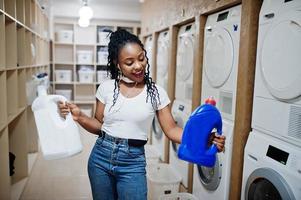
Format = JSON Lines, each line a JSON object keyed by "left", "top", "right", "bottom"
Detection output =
{"left": 158, "top": 193, "right": 198, "bottom": 200}
{"left": 147, "top": 163, "right": 182, "bottom": 200}
{"left": 144, "top": 145, "right": 160, "bottom": 164}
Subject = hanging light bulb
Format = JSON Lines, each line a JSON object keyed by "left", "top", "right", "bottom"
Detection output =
{"left": 78, "top": 17, "right": 90, "bottom": 28}
{"left": 79, "top": 0, "right": 93, "bottom": 20}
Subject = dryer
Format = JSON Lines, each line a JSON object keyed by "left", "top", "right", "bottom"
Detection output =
{"left": 194, "top": 5, "right": 241, "bottom": 200}
{"left": 175, "top": 23, "right": 195, "bottom": 105}
{"left": 145, "top": 36, "right": 153, "bottom": 77}
{"left": 193, "top": 120, "right": 233, "bottom": 199}
{"left": 170, "top": 100, "right": 191, "bottom": 188}
{"left": 241, "top": 130, "right": 300, "bottom": 200}
{"left": 252, "top": 0, "right": 301, "bottom": 147}
{"left": 156, "top": 30, "right": 169, "bottom": 90}
{"left": 151, "top": 30, "right": 170, "bottom": 161}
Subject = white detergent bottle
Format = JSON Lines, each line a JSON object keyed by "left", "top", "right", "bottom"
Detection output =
{"left": 32, "top": 86, "right": 82, "bottom": 160}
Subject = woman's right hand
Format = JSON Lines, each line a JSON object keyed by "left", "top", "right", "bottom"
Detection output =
{"left": 58, "top": 101, "right": 81, "bottom": 121}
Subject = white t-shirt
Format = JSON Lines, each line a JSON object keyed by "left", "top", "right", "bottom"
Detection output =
{"left": 95, "top": 79, "right": 170, "bottom": 140}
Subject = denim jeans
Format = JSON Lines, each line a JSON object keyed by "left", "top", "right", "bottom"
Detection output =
{"left": 88, "top": 133, "right": 147, "bottom": 200}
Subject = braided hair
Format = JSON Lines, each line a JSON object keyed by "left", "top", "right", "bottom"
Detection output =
{"left": 106, "top": 29, "right": 160, "bottom": 110}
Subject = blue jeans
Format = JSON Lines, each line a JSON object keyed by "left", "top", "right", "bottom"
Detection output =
{"left": 88, "top": 133, "right": 147, "bottom": 200}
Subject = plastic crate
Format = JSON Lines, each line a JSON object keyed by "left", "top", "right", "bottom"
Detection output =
{"left": 55, "top": 89, "right": 72, "bottom": 101}
{"left": 97, "top": 47, "right": 108, "bottom": 65}
{"left": 147, "top": 163, "right": 182, "bottom": 200}
{"left": 56, "top": 30, "right": 73, "bottom": 43}
{"left": 158, "top": 193, "right": 198, "bottom": 200}
{"left": 145, "top": 145, "right": 160, "bottom": 164}
{"left": 78, "top": 70, "right": 94, "bottom": 83}
{"left": 55, "top": 70, "right": 72, "bottom": 83}
{"left": 77, "top": 50, "right": 93, "bottom": 64}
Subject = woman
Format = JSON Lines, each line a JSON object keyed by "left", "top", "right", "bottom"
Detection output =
{"left": 58, "top": 29, "right": 225, "bottom": 200}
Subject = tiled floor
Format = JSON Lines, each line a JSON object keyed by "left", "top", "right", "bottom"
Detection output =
{"left": 20, "top": 127, "right": 97, "bottom": 200}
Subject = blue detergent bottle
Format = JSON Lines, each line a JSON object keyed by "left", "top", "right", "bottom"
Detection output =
{"left": 177, "top": 97, "right": 222, "bottom": 167}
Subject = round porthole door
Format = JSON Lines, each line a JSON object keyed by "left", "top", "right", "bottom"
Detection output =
{"left": 197, "top": 155, "right": 222, "bottom": 191}
{"left": 176, "top": 33, "right": 194, "bottom": 82}
{"left": 245, "top": 168, "right": 295, "bottom": 200}
{"left": 259, "top": 11, "right": 301, "bottom": 100}
{"left": 204, "top": 27, "right": 234, "bottom": 88}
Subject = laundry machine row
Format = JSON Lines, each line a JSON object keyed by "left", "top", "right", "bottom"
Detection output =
{"left": 151, "top": 30, "right": 170, "bottom": 162}
{"left": 194, "top": 4, "right": 241, "bottom": 200}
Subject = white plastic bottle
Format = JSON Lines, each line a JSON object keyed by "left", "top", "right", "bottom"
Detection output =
{"left": 32, "top": 86, "right": 82, "bottom": 160}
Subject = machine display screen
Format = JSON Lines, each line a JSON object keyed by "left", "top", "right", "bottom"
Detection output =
{"left": 217, "top": 11, "right": 229, "bottom": 22}
{"left": 284, "top": 0, "right": 293, "bottom": 3}
{"left": 266, "top": 145, "right": 289, "bottom": 165}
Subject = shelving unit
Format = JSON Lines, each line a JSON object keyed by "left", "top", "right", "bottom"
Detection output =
{"left": 52, "top": 18, "right": 141, "bottom": 114}
{"left": 0, "top": 1, "right": 50, "bottom": 199}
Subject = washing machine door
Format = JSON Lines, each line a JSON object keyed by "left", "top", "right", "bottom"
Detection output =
{"left": 157, "top": 39, "right": 169, "bottom": 79}
{"left": 245, "top": 168, "right": 295, "bottom": 200}
{"left": 176, "top": 33, "right": 194, "bottom": 81}
{"left": 204, "top": 27, "right": 234, "bottom": 88}
{"left": 259, "top": 11, "right": 301, "bottom": 100}
{"left": 197, "top": 154, "right": 222, "bottom": 191}
{"left": 152, "top": 116, "right": 163, "bottom": 140}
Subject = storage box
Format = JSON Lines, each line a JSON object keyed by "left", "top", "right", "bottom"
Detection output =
{"left": 98, "top": 31, "right": 111, "bottom": 46}
{"left": 97, "top": 71, "right": 110, "bottom": 83}
{"left": 147, "top": 163, "right": 182, "bottom": 200}
{"left": 78, "top": 70, "right": 94, "bottom": 83}
{"left": 55, "top": 70, "right": 72, "bottom": 83}
{"left": 145, "top": 145, "right": 160, "bottom": 164}
{"left": 56, "top": 30, "right": 73, "bottom": 43}
{"left": 55, "top": 89, "right": 72, "bottom": 101}
{"left": 97, "top": 47, "right": 108, "bottom": 65}
{"left": 77, "top": 50, "right": 93, "bottom": 64}
{"left": 158, "top": 193, "right": 198, "bottom": 200}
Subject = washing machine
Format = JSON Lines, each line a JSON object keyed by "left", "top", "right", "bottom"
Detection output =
{"left": 151, "top": 31, "right": 170, "bottom": 161}
{"left": 252, "top": 0, "right": 301, "bottom": 147}
{"left": 175, "top": 22, "right": 195, "bottom": 105}
{"left": 193, "top": 120, "right": 234, "bottom": 199}
{"left": 145, "top": 36, "right": 153, "bottom": 77}
{"left": 170, "top": 99, "right": 191, "bottom": 188}
{"left": 241, "top": 130, "right": 301, "bottom": 200}
{"left": 193, "top": 5, "right": 241, "bottom": 200}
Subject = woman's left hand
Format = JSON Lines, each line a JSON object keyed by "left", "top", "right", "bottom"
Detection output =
{"left": 209, "top": 133, "right": 226, "bottom": 153}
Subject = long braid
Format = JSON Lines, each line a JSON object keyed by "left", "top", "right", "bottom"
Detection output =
{"left": 107, "top": 29, "right": 160, "bottom": 110}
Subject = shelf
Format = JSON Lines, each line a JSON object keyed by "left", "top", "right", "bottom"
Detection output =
{"left": 5, "top": 16, "right": 17, "bottom": 68}
{"left": 0, "top": 13, "right": 4, "bottom": 70}
{"left": 16, "top": 0, "right": 25, "bottom": 24}
{"left": 54, "top": 45, "right": 73, "bottom": 63}
{"left": 74, "top": 24, "right": 96, "bottom": 44}
{"left": 8, "top": 111, "right": 28, "bottom": 184}
{"left": 74, "top": 100, "right": 96, "bottom": 104}
{"left": 7, "top": 107, "right": 26, "bottom": 125}
{"left": 17, "top": 26, "right": 26, "bottom": 67}
{"left": 54, "top": 42, "right": 73, "bottom": 46}
{"left": 55, "top": 82, "right": 74, "bottom": 85}
{"left": 6, "top": 70, "right": 18, "bottom": 118}
{"left": 0, "top": 128, "right": 10, "bottom": 200}
{"left": 18, "top": 69, "right": 27, "bottom": 108}
{"left": 74, "top": 84, "right": 95, "bottom": 102}
{"left": 26, "top": 107, "right": 38, "bottom": 153}
{"left": 0, "top": 71, "right": 7, "bottom": 127}
{"left": 4, "top": 0, "right": 16, "bottom": 18}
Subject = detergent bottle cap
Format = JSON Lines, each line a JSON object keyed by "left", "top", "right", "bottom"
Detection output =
{"left": 205, "top": 96, "right": 216, "bottom": 106}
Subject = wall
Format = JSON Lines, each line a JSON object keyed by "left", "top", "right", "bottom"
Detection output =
{"left": 141, "top": 0, "right": 240, "bottom": 35}
{"left": 50, "top": 0, "right": 141, "bottom": 22}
